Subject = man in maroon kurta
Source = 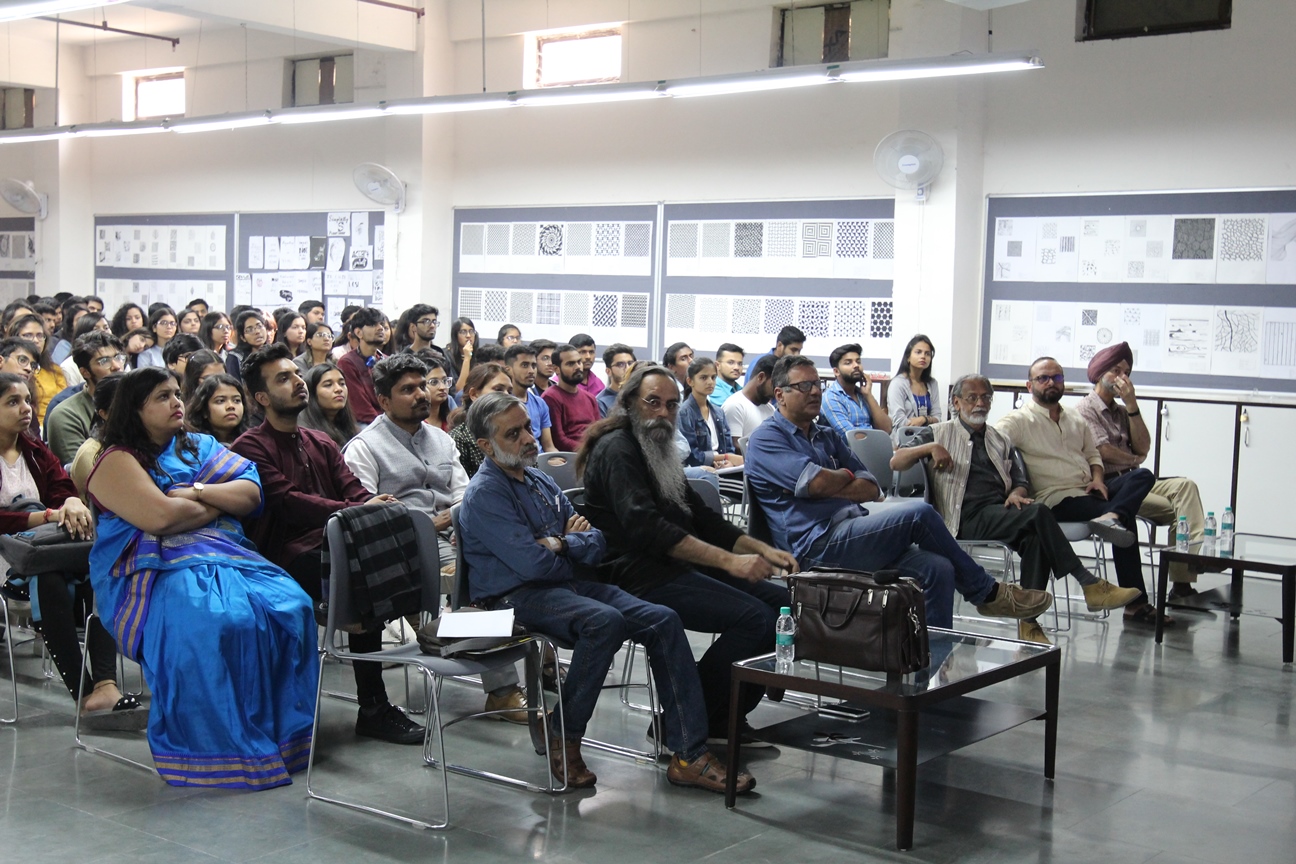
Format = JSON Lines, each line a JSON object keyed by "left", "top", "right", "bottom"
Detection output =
{"left": 542, "top": 344, "right": 601, "bottom": 451}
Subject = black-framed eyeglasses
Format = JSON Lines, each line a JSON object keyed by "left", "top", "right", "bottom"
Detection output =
{"left": 783, "top": 380, "right": 822, "bottom": 394}
{"left": 1031, "top": 374, "right": 1064, "bottom": 385}
{"left": 641, "top": 396, "right": 680, "bottom": 413}
{"left": 416, "top": 317, "right": 438, "bottom": 327}
{"left": 609, "top": 361, "right": 632, "bottom": 370}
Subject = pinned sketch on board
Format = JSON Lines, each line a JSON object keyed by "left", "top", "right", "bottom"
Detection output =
{"left": 1030, "top": 301, "right": 1077, "bottom": 368}
{"left": 349, "top": 246, "right": 373, "bottom": 271}
{"left": 1210, "top": 306, "right": 1262, "bottom": 376}
{"left": 1267, "top": 213, "right": 1296, "bottom": 285}
{"left": 988, "top": 300, "right": 1034, "bottom": 365}
{"left": 352, "top": 212, "right": 369, "bottom": 246}
{"left": 247, "top": 236, "right": 264, "bottom": 270}
{"left": 375, "top": 226, "right": 385, "bottom": 260}
{"left": 326, "top": 238, "right": 346, "bottom": 271}
{"left": 234, "top": 273, "right": 252, "bottom": 306}
{"left": 327, "top": 213, "right": 350, "bottom": 237}
{"left": 264, "top": 237, "right": 280, "bottom": 270}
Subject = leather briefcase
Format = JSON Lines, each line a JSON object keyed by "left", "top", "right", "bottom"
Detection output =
{"left": 787, "top": 567, "right": 930, "bottom": 674}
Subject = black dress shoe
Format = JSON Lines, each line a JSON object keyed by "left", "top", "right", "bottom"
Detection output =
{"left": 355, "top": 703, "right": 425, "bottom": 745}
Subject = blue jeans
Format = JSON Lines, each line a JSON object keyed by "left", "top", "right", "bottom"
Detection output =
{"left": 803, "top": 499, "right": 998, "bottom": 628}
{"left": 1050, "top": 468, "right": 1156, "bottom": 600}
{"left": 640, "top": 571, "right": 788, "bottom": 733}
{"left": 491, "top": 580, "right": 710, "bottom": 761}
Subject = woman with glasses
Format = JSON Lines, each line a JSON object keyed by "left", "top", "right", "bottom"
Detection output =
{"left": 421, "top": 354, "right": 454, "bottom": 432}
{"left": 448, "top": 362, "right": 513, "bottom": 478}
{"left": 223, "top": 310, "right": 269, "bottom": 383}
{"left": 57, "top": 312, "right": 112, "bottom": 388}
{"left": 446, "top": 317, "right": 478, "bottom": 395}
{"left": 294, "top": 322, "right": 334, "bottom": 374}
{"left": 177, "top": 308, "right": 202, "bottom": 337}
{"left": 198, "top": 311, "right": 234, "bottom": 359}
{"left": 677, "top": 357, "right": 742, "bottom": 469}
{"left": 8, "top": 313, "right": 65, "bottom": 427}
{"left": 496, "top": 324, "right": 522, "bottom": 348}
{"left": 887, "top": 334, "right": 942, "bottom": 441}
{"left": 136, "top": 308, "right": 178, "bottom": 369}
{"left": 298, "top": 362, "right": 359, "bottom": 449}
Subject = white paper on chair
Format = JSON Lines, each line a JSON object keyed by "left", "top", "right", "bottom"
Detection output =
{"left": 436, "top": 608, "right": 515, "bottom": 638}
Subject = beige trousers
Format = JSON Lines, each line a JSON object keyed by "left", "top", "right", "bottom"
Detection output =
{"left": 1138, "top": 476, "right": 1206, "bottom": 582}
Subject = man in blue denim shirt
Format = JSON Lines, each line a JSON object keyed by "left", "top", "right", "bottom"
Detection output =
{"left": 459, "top": 391, "right": 755, "bottom": 795}
{"left": 820, "top": 342, "right": 892, "bottom": 438}
{"left": 745, "top": 356, "right": 1052, "bottom": 629}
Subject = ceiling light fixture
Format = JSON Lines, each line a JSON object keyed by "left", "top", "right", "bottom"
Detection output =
{"left": 166, "top": 111, "right": 274, "bottom": 134}
{"left": 0, "top": 0, "right": 129, "bottom": 23}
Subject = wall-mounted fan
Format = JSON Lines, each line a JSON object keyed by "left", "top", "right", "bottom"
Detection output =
{"left": 873, "top": 130, "right": 944, "bottom": 201}
{"left": 0, "top": 179, "right": 48, "bottom": 220}
{"left": 353, "top": 163, "right": 405, "bottom": 213}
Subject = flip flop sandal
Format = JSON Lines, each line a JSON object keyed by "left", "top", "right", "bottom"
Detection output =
{"left": 82, "top": 695, "right": 149, "bottom": 731}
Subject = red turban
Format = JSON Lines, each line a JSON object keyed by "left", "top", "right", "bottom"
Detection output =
{"left": 1087, "top": 341, "right": 1133, "bottom": 384}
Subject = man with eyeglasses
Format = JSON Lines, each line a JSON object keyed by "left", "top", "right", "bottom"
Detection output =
{"left": 504, "top": 342, "right": 555, "bottom": 451}
{"left": 746, "top": 355, "right": 1053, "bottom": 629}
{"left": 596, "top": 343, "right": 636, "bottom": 417}
{"left": 996, "top": 356, "right": 1162, "bottom": 626}
{"left": 45, "top": 332, "right": 126, "bottom": 465}
{"left": 892, "top": 374, "right": 1140, "bottom": 644}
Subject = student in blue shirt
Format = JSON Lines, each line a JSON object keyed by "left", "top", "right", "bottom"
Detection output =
{"left": 458, "top": 391, "right": 755, "bottom": 795}
{"left": 709, "top": 343, "right": 744, "bottom": 411}
{"left": 820, "top": 342, "right": 892, "bottom": 438}
{"left": 595, "top": 343, "right": 635, "bottom": 417}
{"left": 504, "top": 342, "right": 555, "bottom": 452}
{"left": 743, "top": 325, "right": 804, "bottom": 385}
{"left": 744, "top": 355, "right": 1052, "bottom": 629}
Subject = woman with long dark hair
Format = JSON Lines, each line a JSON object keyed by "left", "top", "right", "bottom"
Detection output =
{"left": 224, "top": 310, "right": 269, "bottom": 382}
{"left": 186, "top": 374, "right": 252, "bottom": 446}
{"left": 110, "top": 302, "right": 145, "bottom": 338}
{"left": 448, "top": 362, "right": 512, "bottom": 478}
{"left": 445, "top": 317, "right": 478, "bottom": 394}
{"left": 887, "top": 334, "right": 942, "bottom": 438}
{"left": 136, "top": 307, "right": 178, "bottom": 368}
{"left": 180, "top": 349, "right": 226, "bottom": 402}
{"left": 294, "top": 322, "right": 334, "bottom": 374}
{"left": 420, "top": 353, "right": 454, "bottom": 432}
{"left": 275, "top": 313, "right": 307, "bottom": 358}
{"left": 85, "top": 366, "right": 317, "bottom": 790}
{"left": 8, "top": 313, "right": 65, "bottom": 427}
{"left": 50, "top": 302, "right": 89, "bottom": 365}
{"left": 198, "top": 311, "right": 233, "bottom": 358}
{"left": 677, "top": 357, "right": 742, "bottom": 469}
{"left": 177, "top": 308, "right": 202, "bottom": 337}
{"left": 298, "top": 362, "right": 359, "bottom": 448}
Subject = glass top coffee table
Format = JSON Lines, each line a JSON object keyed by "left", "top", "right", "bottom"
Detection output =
{"left": 724, "top": 629, "right": 1059, "bottom": 851}
{"left": 1153, "top": 533, "right": 1296, "bottom": 663}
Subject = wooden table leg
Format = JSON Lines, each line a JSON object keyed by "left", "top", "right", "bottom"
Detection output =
{"left": 1283, "top": 570, "right": 1294, "bottom": 665}
{"left": 895, "top": 709, "right": 918, "bottom": 851}
{"left": 1155, "top": 553, "right": 1170, "bottom": 644}
{"left": 725, "top": 675, "right": 743, "bottom": 809}
{"left": 1044, "top": 658, "right": 1058, "bottom": 780}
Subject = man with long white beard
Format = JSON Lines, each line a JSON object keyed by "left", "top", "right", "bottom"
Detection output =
{"left": 891, "top": 373, "right": 1140, "bottom": 644}
{"left": 577, "top": 363, "right": 797, "bottom": 745}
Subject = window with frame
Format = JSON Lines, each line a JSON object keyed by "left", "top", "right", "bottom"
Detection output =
{"left": 776, "top": 0, "right": 888, "bottom": 67}
{"left": 1078, "top": 0, "right": 1231, "bottom": 41}
{"left": 528, "top": 28, "right": 622, "bottom": 89}
{"left": 1, "top": 89, "right": 34, "bottom": 130}
{"left": 291, "top": 55, "right": 355, "bottom": 107}
{"left": 133, "top": 72, "right": 185, "bottom": 119}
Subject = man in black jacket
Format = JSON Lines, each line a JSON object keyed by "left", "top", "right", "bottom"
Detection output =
{"left": 577, "top": 363, "right": 797, "bottom": 745}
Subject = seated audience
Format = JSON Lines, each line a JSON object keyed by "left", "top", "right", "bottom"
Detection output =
{"left": 579, "top": 364, "right": 794, "bottom": 743}
{"left": 504, "top": 343, "right": 555, "bottom": 452}
{"left": 109, "top": 302, "right": 145, "bottom": 338}
{"left": 298, "top": 299, "right": 324, "bottom": 326}
{"left": 224, "top": 310, "right": 269, "bottom": 382}
{"left": 1077, "top": 343, "right": 1209, "bottom": 600}
{"left": 821, "top": 342, "right": 892, "bottom": 436}
{"left": 46, "top": 332, "right": 126, "bottom": 464}
{"left": 335, "top": 307, "right": 386, "bottom": 426}
{"left": 9, "top": 314, "right": 64, "bottom": 426}
{"left": 186, "top": 374, "right": 252, "bottom": 446}
{"left": 162, "top": 333, "right": 202, "bottom": 377}
{"left": 473, "top": 344, "right": 506, "bottom": 365}
{"left": 136, "top": 307, "right": 178, "bottom": 368}
{"left": 887, "top": 334, "right": 942, "bottom": 437}
{"left": 198, "top": 311, "right": 233, "bottom": 359}
{"left": 59, "top": 312, "right": 112, "bottom": 387}
{"left": 722, "top": 354, "right": 776, "bottom": 441}
{"left": 231, "top": 344, "right": 423, "bottom": 745}
{"left": 180, "top": 349, "right": 226, "bottom": 402}
{"left": 995, "top": 356, "right": 1163, "bottom": 625}
{"left": 275, "top": 312, "right": 307, "bottom": 358}
{"left": 662, "top": 342, "right": 694, "bottom": 396}
{"left": 70, "top": 373, "right": 121, "bottom": 495}
{"left": 678, "top": 357, "right": 743, "bottom": 469}
{"left": 497, "top": 324, "right": 522, "bottom": 347}
{"left": 0, "top": 373, "right": 138, "bottom": 728}
{"left": 446, "top": 317, "right": 478, "bottom": 393}
{"left": 596, "top": 344, "right": 635, "bottom": 417}
{"left": 50, "top": 302, "right": 88, "bottom": 365}
{"left": 295, "top": 322, "right": 335, "bottom": 374}
{"left": 543, "top": 344, "right": 601, "bottom": 451}
{"left": 449, "top": 362, "right": 513, "bottom": 478}
{"left": 529, "top": 339, "right": 556, "bottom": 397}
{"left": 570, "top": 333, "right": 603, "bottom": 398}
{"left": 744, "top": 325, "right": 803, "bottom": 385}
{"left": 746, "top": 356, "right": 1051, "bottom": 629}
{"left": 710, "top": 343, "right": 744, "bottom": 411}
{"left": 458, "top": 391, "right": 755, "bottom": 794}
{"left": 892, "top": 374, "right": 1141, "bottom": 644}
{"left": 123, "top": 328, "right": 155, "bottom": 370}
{"left": 88, "top": 366, "right": 318, "bottom": 788}
{"left": 177, "top": 308, "right": 202, "bottom": 336}
{"left": 395, "top": 304, "right": 442, "bottom": 360}
{"left": 298, "top": 362, "right": 359, "bottom": 449}
{"left": 422, "top": 355, "right": 453, "bottom": 432}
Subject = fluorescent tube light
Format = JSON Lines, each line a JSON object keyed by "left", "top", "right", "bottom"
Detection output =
{"left": 384, "top": 95, "right": 513, "bottom": 115}
{"left": 273, "top": 104, "right": 386, "bottom": 125}
{"left": 72, "top": 121, "right": 168, "bottom": 138}
{"left": 666, "top": 72, "right": 828, "bottom": 99}
{"left": 0, "top": 127, "right": 71, "bottom": 144}
{"left": 167, "top": 112, "right": 274, "bottom": 134}
{"left": 0, "top": 0, "right": 129, "bottom": 23}
{"left": 515, "top": 84, "right": 664, "bottom": 107}
{"left": 832, "top": 53, "right": 1042, "bottom": 83}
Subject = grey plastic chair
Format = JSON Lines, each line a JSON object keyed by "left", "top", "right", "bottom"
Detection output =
{"left": 845, "top": 428, "right": 895, "bottom": 493}
{"left": 535, "top": 452, "right": 580, "bottom": 494}
{"left": 307, "top": 507, "right": 563, "bottom": 831}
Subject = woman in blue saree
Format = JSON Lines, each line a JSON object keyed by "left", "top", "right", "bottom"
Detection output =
{"left": 87, "top": 366, "right": 318, "bottom": 790}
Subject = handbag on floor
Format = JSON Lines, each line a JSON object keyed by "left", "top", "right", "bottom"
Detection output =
{"left": 787, "top": 567, "right": 930, "bottom": 674}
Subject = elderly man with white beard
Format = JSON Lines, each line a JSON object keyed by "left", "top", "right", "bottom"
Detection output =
{"left": 890, "top": 373, "right": 1140, "bottom": 644}
{"left": 576, "top": 363, "right": 797, "bottom": 746}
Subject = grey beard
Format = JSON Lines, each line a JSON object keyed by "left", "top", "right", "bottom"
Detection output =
{"left": 494, "top": 446, "right": 538, "bottom": 471}
{"left": 631, "top": 417, "right": 690, "bottom": 512}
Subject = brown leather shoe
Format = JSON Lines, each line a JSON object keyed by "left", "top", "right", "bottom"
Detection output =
{"left": 548, "top": 738, "right": 596, "bottom": 789}
{"left": 666, "top": 751, "right": 755, "bottom": 795}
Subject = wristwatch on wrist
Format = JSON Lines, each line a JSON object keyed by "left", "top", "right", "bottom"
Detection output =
{"left": 192, "top": 482, "right": 205, "bottom": 501}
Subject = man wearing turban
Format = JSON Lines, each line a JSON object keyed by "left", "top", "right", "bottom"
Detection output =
{"left": 1077, "top": 342, "right": 1208, "bottom": 600}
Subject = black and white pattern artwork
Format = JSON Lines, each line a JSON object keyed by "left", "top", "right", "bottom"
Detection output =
{"left": 1081, "top": 309, "right": 1098, "bottom": 326}
{"left": 766, "top": 221, "right": 798, "bottom": 257}
{"left": 798, "top": 300, "right": 830, "bottom": 338}
{"left": 1059, "top": 236, "right": 1076, "bottom": 253}
{"left": 539, "top": 224, "right": 564, "bottom": 256}
{"left": 458, "top": 289, "right": 482, "bottom": 319}
{"left": 700, "top": 296, "right": 729, "bottom": 332}
{"left": 1006, "top": 241, "right": 1022, "bottom": 257}
{"left": 997, "top": 219, "right": 1013, "bottom": 236}
{"left": 1041, "top": 249, "right": 1057, "bottom": 265}
{"left": 764, "top": 298, "right": 794, "bottom": 333}
{"left": 563, "top": 292, "right": 590, "bottom": 327}
{"left": 1219, "top": 217, "right": 1266, "bottom": 262}
{"left": 625, "top": 223, "right": 651, "bottom": 257}
{"left": 836, "top": 220, "right": 869, "bottom": 258}
{"left": 621, "top": 294, "right": 649, "bottom": 330}
{"left": 486, "top": 224, "right": 510, "bottom": 256}
{"left": 484, "top": 290, "right": 508, "bottom": 322}
{"left": 461, "top": 224, "right": 484, "bottom": 256}
{"left": 510, "top": 291, "right": 533, "bottom": 324}
{"left": 1097, "top": 327, "right": 1113, "bottom": 344}
{"left": 872, "top": 221, "right": 895, "bottom": 260}
{"left": 535, "top": 292, "right": 561, "bottom": 325}
{"left": 1129, "top": 219, "right": 1147, "bottom": 238}
{"left": 512, "top": 223, "right": 537, "bottom": 256}
{"left": 702, "top": 222, "right": 730, "bottom": 258}
{"left": 1144, "top": 329, "right": 1160, "bottom": 347}
{"left": 1079, "top": 344, "right": 1096, "bottom": 362}
{"left": 1214, "top": 308, "right": 1260, "bottom": 353}
{"left": 667, "top": 294, "right": 696, "bottom": 329}
{"left": 1172, "top": 218, "right": 1215, "bottom": 260}
{"left": 1146, "top": 240, "right": 1164, "bottom": 259}
{"left": 1083, "top": 220, "right": 1100, "bottom": 237}
{"left": 567, "top": 223, "right": 593, "bottom": 256}
{"left": 1104, "top": 240, "right": 1121, "bottom": 257}
{"left": 595, "top": 223, "right": 620, "bottom": 256}
{"left": 592, "top": 293, "right": 619, "bottom": 328}
{"left": 731, "top": 298, "right": 761, "bottom": 334}
{"left": 1128, "top": 261, "right": 1145, "bottom": 278}
{"left": 669, "top": 222, "right": 699, "bottom": 258}
{"left": 870, "top": 300, "right": 893, "bottom": 339}
{"left": 802, "top": 222, "right": 832, "bottom": 257}
{"left": 1081, "top": 260, "right": 1098, "bottom": 277}
{"left": 1124, "top": 307, "right": 1141, "bottom": 325}
{"left": 734, "top": 222, "right": 763, "bottom": 258}
{"left": 1041, "top": 222, "right": 1058, "bottom": 239}
{"left": 833, "top": 299, "right": 869, "bottom": 338}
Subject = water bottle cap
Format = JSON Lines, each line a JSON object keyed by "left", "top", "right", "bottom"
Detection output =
{"left": 1207, "top": 511, "right": 1214, "bottom": 516}
{"left": 780, "top": 607, "right": 791, "bottom": 615}
{"left": 1224, "top": 506, "right": 1232, "bottom": 511}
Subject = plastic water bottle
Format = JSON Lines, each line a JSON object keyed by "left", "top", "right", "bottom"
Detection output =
{"left": 1220, "top": 506, "right": 1234, "bottom": 556}
{"left": 1202, "top": 512, "right": 1217, "bottom": 557}
{"left": 1175, "top": 516, "right": 1189, "bottom": 552}
{"left": 775, "top": 606, "right": 796, "bottom": 673}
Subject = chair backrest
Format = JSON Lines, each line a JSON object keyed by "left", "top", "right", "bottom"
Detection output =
{"left": 744, "top": 472, "right": 780, "bottom": 549}
{"left": 1010, "top": 447, "right": 1031, "bottom": 493}
{"left": 846, "top": 428, "right": 894, "bottom": 491}
{"left": 688, "top": 476, "right": 724, "bottom": 515}
{"left": 324, "top": 506, "right": 442, "bottom": 637}
{"left": 735, "top": 435, "right": 749, "bottom": 456}
{"left": 535, "top": 451, "right": 579, "bottom": 493}
{"left": 893, "top": 458, "right": 929, "bottom": 502}
{"left": 448, "top": 504, "right": 471, "bottom": 611}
